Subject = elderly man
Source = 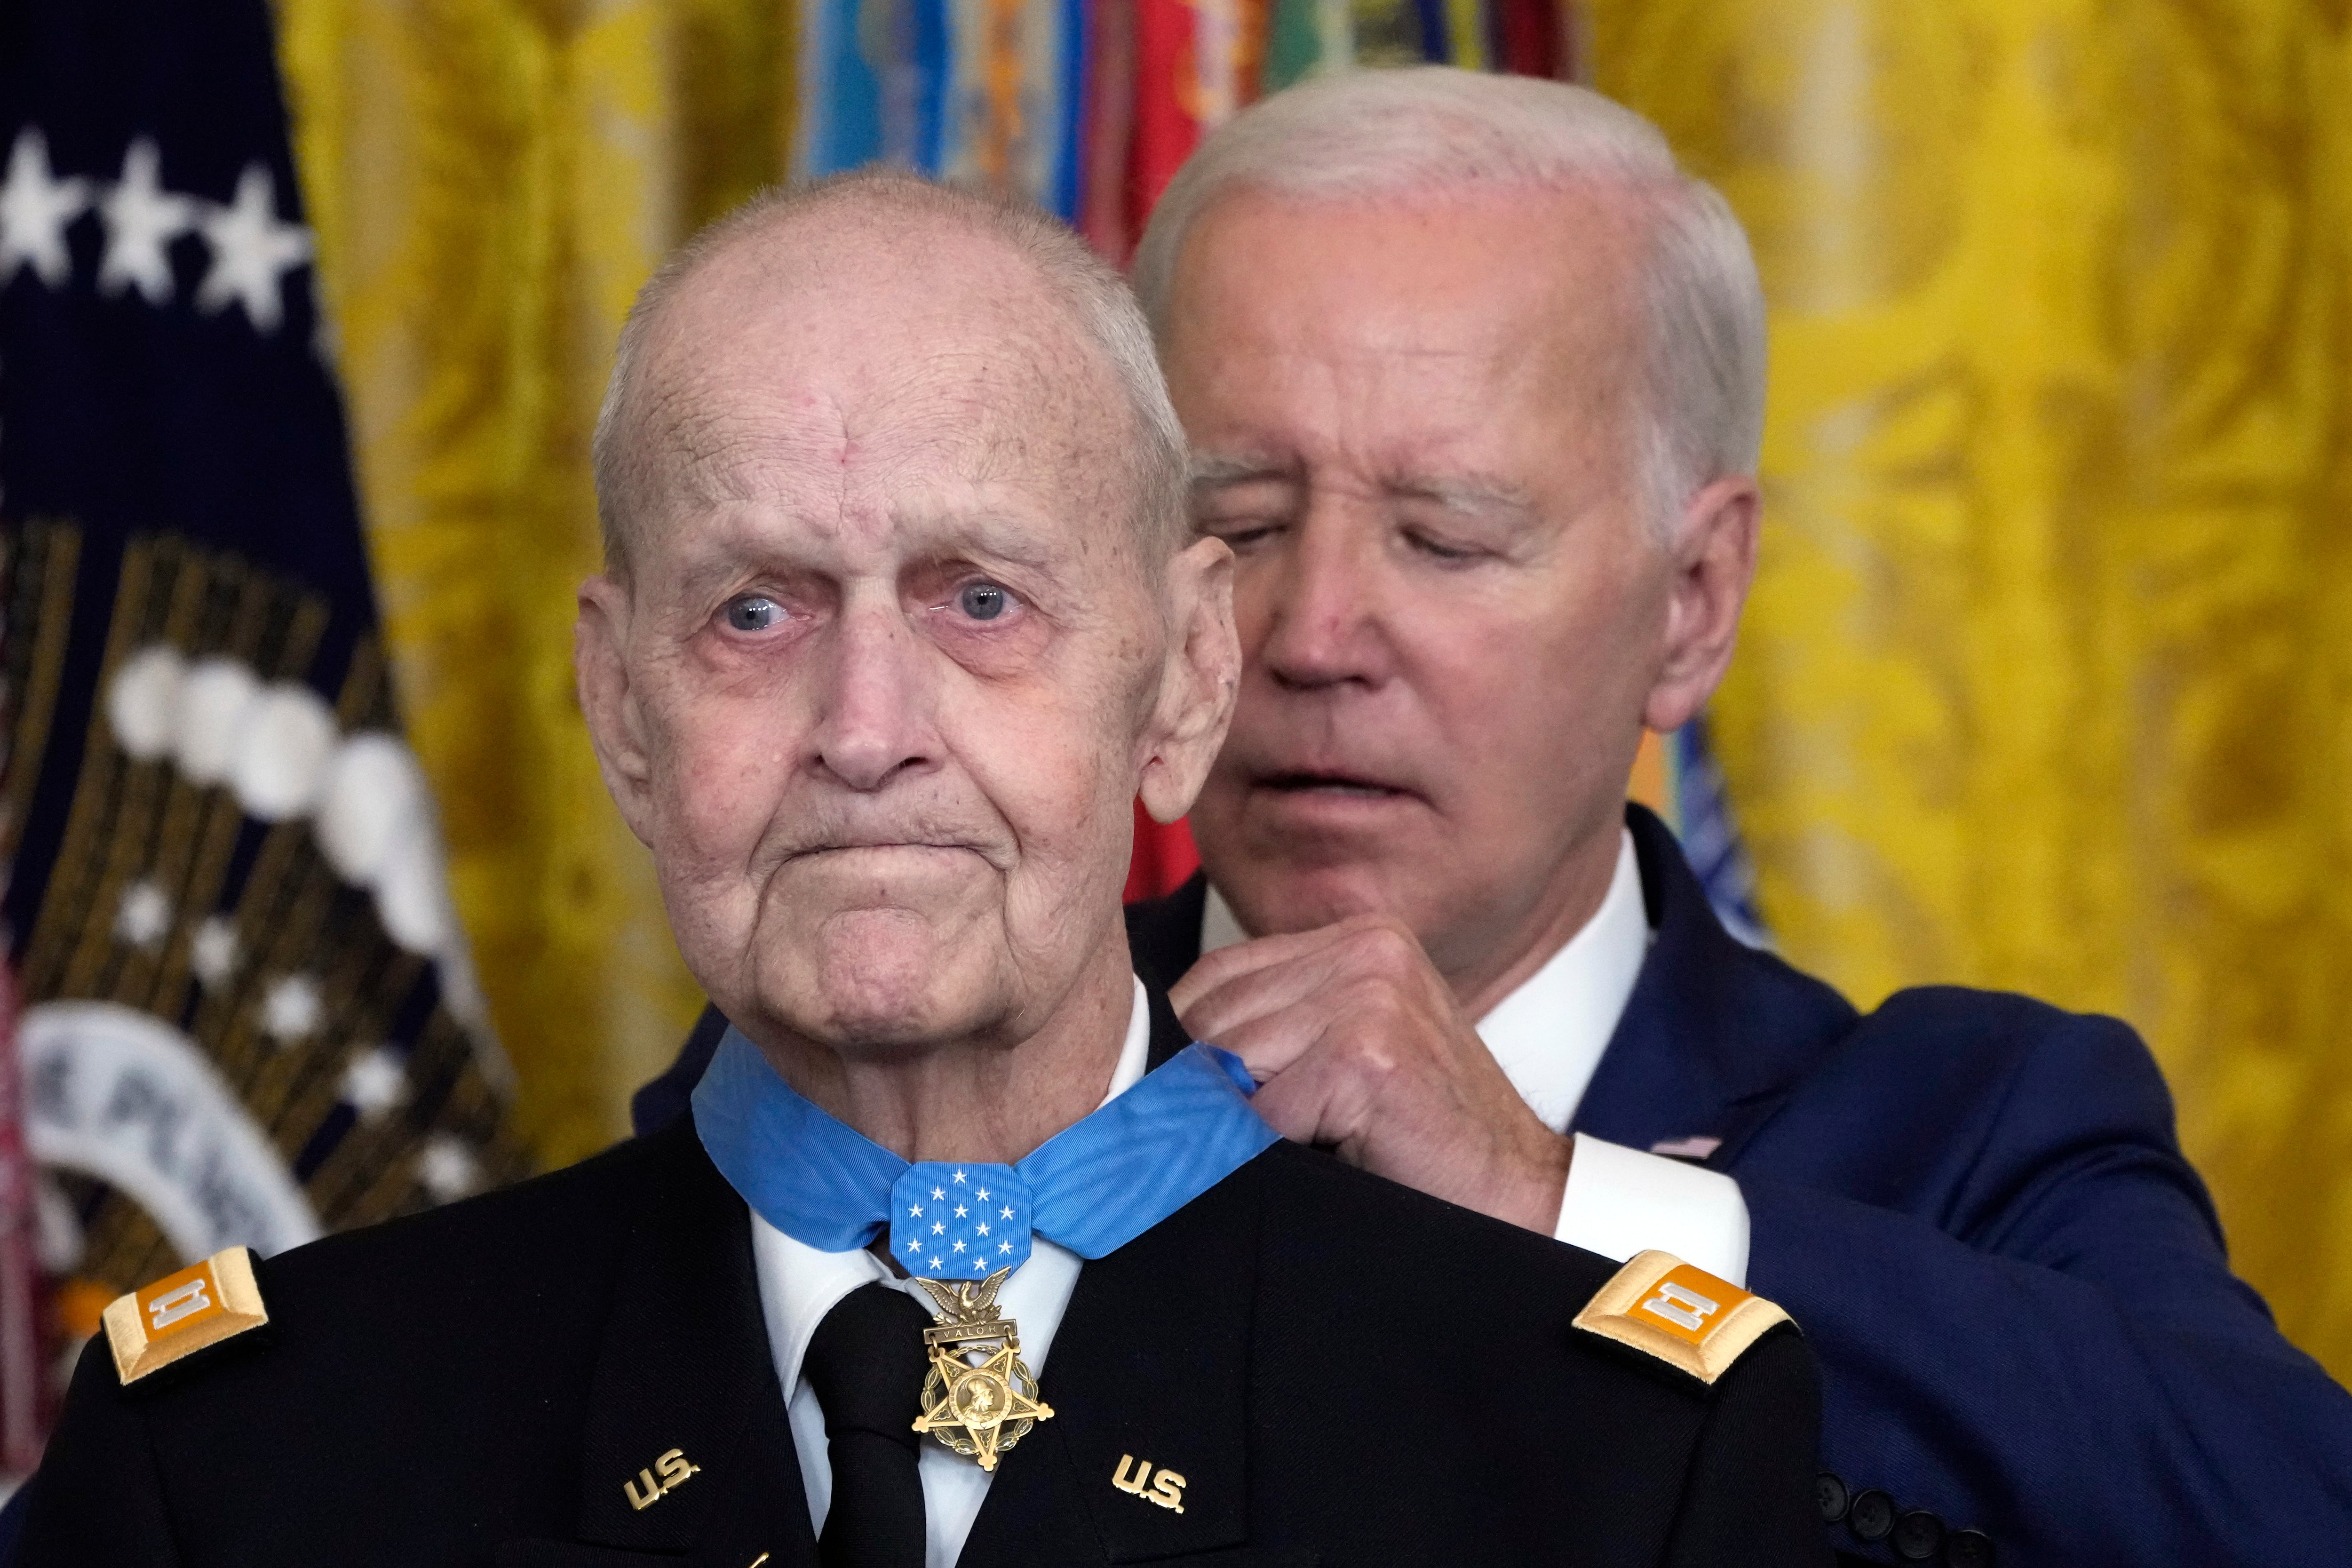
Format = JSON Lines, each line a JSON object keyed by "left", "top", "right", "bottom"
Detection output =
{"left": 17, "top": 175, "right": 1825, "bottom": 1568}
{"left": 589, "top": 70, "right": 2352, "bottom": 1568}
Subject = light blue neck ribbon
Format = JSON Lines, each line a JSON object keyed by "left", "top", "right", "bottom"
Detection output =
{"left": 693, "top": 1025, "right": 1279, "bottom": 1280}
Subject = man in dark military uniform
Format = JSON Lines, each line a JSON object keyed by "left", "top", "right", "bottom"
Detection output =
{"left": 20, "top": 171, "right": 1823, "bottom": 1568}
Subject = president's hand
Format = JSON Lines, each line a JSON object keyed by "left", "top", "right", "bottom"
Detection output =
{"left": 1169, "top": 915, "right": 1572, "bottom": 1235}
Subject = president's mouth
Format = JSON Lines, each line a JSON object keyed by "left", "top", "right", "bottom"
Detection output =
{"left": 1255, "top": 771, "right": 1414, "bottom": 801}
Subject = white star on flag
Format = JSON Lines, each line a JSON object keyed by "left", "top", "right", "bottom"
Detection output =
{"left": 98, "top": 139, "right": 194, "bottom": 305}
{"left": 261, "top": 972, "right": 325, "bottom": 1043}
{"left": 191, "top": 915, "right": 240, "bottom": 989}
{"left": 113, "top": 879, "right": 172, "bottom": 950}
{"left": 417, "top": 1136, "right": 481, "bottom": 1202}
{"left": 340, "top": 1047, "right": 409, "bottom": 1121}
{"left": 1, "top": 128, "right": 87, "bottom": 288}
{"left": 194, "top": 163, "right": 311, "bottom": 334}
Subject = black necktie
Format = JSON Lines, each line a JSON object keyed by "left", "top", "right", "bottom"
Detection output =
{"left": 803, "top": 1281, "right": 934, "bottom": 1568}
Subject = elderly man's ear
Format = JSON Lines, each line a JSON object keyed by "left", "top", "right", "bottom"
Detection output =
{"left": 1642, "top": 475, "right": 1761, "bottom": 734}
{"left": 575, "top": 575, "right": 660, "bottom": 843}
{"left": 1138, "top": 536, "right": 1241, "bottom": 825}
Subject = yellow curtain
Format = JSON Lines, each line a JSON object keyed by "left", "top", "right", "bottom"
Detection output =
{"left": 271, "top": 0, "right": 2352, "bottom": 1382}
{"left": 1591, "top": 0, "right": 2352, "bottom": 1379}
{"left": 272, "top": 0, "right": 796, "bottom": 1168}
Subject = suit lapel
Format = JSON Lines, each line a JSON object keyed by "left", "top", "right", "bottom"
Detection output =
{"left": 540, "top": 1119, "right": 816, "bottom": 1567}
{"left": 957, "top": 1152, "right": 1263, "bottom": 1567}
{"left": 1572, "top": 805, "right": 1857, "bottom": 1164}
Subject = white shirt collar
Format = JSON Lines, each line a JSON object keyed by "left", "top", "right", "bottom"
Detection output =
{"left": 1201, "top": 828, "right": 1649, "bottom": 1134}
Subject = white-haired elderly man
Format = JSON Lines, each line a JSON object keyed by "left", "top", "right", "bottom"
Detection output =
{"left": 595, "top": 70, "right": 2352, "bottom": 1568}
{"left": 1130, "top": 69, "right": 2352, "bottom": 1568}
{"left": 20, "top": 174, "right": 1827, "bottom": 1568}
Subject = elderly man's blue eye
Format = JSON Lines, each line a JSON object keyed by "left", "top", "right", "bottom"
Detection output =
{"left": 957, "top": 583, "right": 1011, "bottom": 621}
{"left": 725, "top": 596, "right": 781, "bottom": 631}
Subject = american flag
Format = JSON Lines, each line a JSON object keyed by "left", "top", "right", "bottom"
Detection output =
{"left": 0, "top": 0, "right": 524, "bottom": 1466}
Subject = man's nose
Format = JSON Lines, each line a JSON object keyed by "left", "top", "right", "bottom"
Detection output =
{"left": 1255, "top": 501, "right": 1393, "bottom": 692}
{"left": 810, "top": 599, "right": 938, "bottom": 792}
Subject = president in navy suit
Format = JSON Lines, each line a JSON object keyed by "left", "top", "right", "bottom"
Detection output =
{"left": 635, "top": 71, "right": 2352, "bottom": 1566}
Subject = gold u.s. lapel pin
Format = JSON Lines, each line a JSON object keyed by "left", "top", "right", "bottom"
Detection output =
{"left": 622, "top": 1447, "right": 699, "bottom": 1510}
{"left": 1112, "top": 1453, "right": 1187, "bottom": 1513}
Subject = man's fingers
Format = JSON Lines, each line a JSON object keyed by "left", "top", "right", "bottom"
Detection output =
{"left": 1194, "top": 995, "right": 1339, "bottom": 1083}
{"left": 1222, "top": 1008, "right": 1373, "bottom": 1151}
{"left": 1168, "top": 921, "right": 1351, "bottom": 1014}
{"left": 1176, "top": 936, "right": 1362, "bottom": 1047}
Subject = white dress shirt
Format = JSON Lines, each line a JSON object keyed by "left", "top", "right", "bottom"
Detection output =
{"left": 1203, "top": 828, "right": 1751, "bottom": 1282}
{"left": 747, "top": 977, "right": 1152, "bottom": 1568}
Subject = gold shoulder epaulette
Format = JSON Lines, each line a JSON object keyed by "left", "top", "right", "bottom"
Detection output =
{"left": 1572, "top": 1250, "right": 1789, "bottom": 1386}
{"left": 101, "top": 1247, "right": 270, "bottom": 1387}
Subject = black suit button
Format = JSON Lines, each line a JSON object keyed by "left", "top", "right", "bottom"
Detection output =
{"left": 1892, "top": 1510, "right": 1945, "bottom": 1560}
{"left": 1944, "top": 1528, "right": 1995, "bottom": 1567}
{"left": 1846, "top": 1488, "right": 1896, "bottom": 1542}
{"left": 1815, "top": 1473, "right": 1851, "bottom": 1522}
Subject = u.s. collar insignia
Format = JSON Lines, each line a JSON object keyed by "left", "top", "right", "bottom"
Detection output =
{"left": 910, "top": 1267, "right": 1054, "bottom": 1471}
{"left": 101, "top": 1246, "right": 270, "bottom": 1386}
{"left": 1572, "top": 1250, "right": 1790, "bottom": 1385}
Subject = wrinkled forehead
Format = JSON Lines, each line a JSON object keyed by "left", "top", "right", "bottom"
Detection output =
{"left": 627, "top": 223, "right": 1131, "bottom": 544}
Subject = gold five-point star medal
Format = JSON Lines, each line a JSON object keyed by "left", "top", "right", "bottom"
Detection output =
{"left": 910, "top": 1267, "right": 1054, "bottom": 1472}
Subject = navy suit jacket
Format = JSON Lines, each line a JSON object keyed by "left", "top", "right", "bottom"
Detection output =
{"left": 632, "top": 804, "right": 2352, "bottom": 1567}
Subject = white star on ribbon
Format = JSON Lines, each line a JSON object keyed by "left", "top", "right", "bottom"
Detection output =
{"left": 1000, "top": 1205, "right": 1014, "bottom": 1219}
{"left": 976, "top": 1187, "right": 990, "bottom": 1201}
{"left": 954, "top": 1204, "right": 968, "bottom": 1218}
{"left": 194, "top": 163, "right": 311, "bottom": 334}
{"left": 97, "top": 139, "right": 193, "bottom": 305}
{"left": 1, "top": 128, "right": 87, "bottom": 288}
{"left": 908, "top": 1203, "right": 923, "bottom": 1217}
{"left": 953, "top": 1170, "right": 967, "bottom": 1184}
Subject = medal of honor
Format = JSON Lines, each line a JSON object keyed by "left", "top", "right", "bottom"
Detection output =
{"left": 911, "top": 1267, "right": 1054, "bottom": 1471}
